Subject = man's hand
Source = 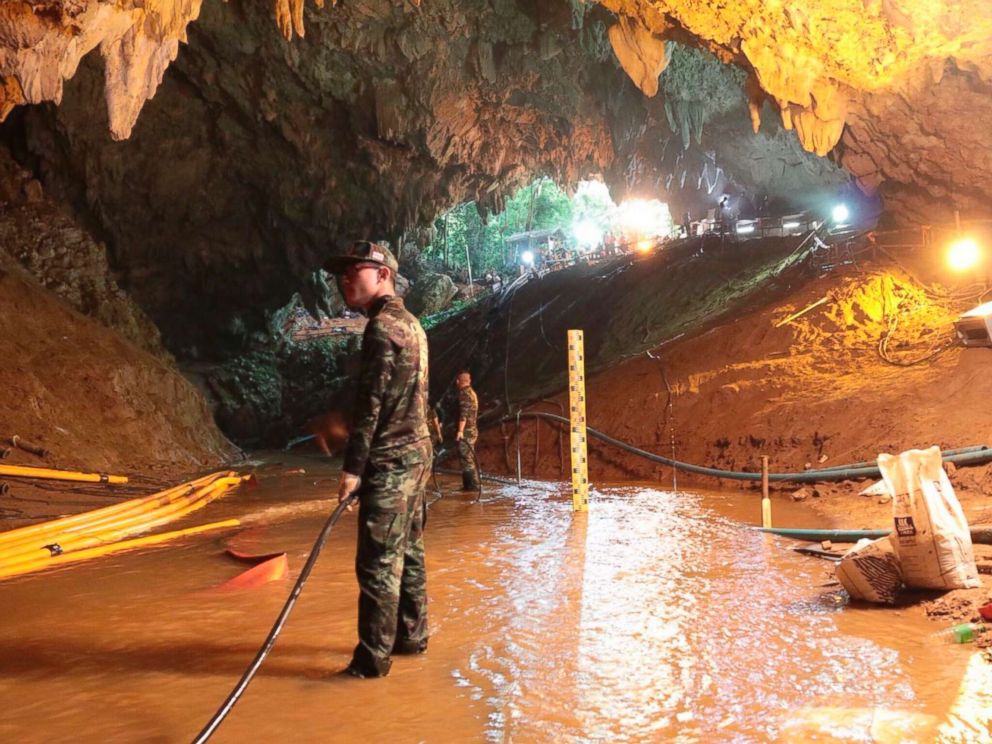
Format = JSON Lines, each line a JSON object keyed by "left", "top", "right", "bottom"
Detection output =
{"left": 337, "top": 472, "right": 361, "bottom": 510}
{"left": 456, "top": 430, "right": 464, "bottom": 442}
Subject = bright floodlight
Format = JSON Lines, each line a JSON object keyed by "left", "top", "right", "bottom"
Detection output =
{"left": 832, "top": 204, "right": 850, "bottom": 223}
{"left": 521, "top": 250, "right": 535, "bottom": 266}
{"left": 573, "top": 220, "right": 602, "bottom": 249}
{"left": 636, "top": 239, "right": 653, "bottom": 253}
{"left": 618, "top": 198, "right": 671, "bottom": 237}
{"left": 948, "top": 238, "right": 981, "bottom": 272}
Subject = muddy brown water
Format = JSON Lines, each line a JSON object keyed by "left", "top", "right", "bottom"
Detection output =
{"left": 1, "top": 457, "right": 990, "bottom": 743}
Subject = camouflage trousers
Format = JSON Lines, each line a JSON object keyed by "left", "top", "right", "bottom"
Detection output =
{"left": 458, "top": 432, "right": 479, "bottom": 488}
{"left": 351, "top": 457, "right": 430, "bottom": 677}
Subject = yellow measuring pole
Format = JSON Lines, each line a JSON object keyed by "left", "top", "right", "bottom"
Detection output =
{"left": 567, "top": 330, "right": 590, "bottom": 512}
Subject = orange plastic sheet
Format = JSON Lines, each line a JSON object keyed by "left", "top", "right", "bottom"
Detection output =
{"left": 211, "top": 548, "right": 289, "bottom": 591}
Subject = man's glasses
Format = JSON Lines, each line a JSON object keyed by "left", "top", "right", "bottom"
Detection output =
{"left": 340, "top": 263, "right": 381, "bottom": 281}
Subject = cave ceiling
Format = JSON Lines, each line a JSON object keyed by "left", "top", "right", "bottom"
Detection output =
{"left": 0, "top": 0, "right": 990, "bottom": 357}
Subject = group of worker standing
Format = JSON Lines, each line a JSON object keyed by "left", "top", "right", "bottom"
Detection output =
{"left": 323, "top": 240, "right": 479, "bottom": 679}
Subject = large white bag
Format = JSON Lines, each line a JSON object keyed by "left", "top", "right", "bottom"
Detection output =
{"left": 877, "top": 446, "right": 980, "bottom": 590}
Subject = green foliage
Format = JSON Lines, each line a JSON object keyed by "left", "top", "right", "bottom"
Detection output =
{"left": 419, "top": 294, "right": 489, "bottom": 331}
{"left": 425, "top": 177, "right": 581, "bottom": 275}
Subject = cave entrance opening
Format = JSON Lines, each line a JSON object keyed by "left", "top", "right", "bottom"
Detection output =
{"left": 425, "top": 177, "right": 676, "bottom": 283}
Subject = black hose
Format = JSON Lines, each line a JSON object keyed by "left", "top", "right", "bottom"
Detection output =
{"left": 511, "top": 412, "right": 992, "bottom": 483}
{"left": 192, "top": 492, "right": 358, "bottom": 743}
{"left": 427, "top": 447, "right": 446, "bottom": 507}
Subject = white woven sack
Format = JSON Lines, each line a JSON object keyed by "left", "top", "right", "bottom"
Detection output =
{"left": 835, "top": 536, "right": 902, "bottom": 604}
{"left": 877, "top": 446, "right": 979, "bottom": 590}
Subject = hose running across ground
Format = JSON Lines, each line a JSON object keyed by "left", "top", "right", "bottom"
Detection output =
{"left": 509, "top": 412, "right": 992, "bottom": 484}
{"left": 192, "top": 492, "right": 358, "bottom": 743}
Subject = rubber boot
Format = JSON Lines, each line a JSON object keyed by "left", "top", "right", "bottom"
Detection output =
{"left": 346, "top": 644, "right": 392, "bottom": 678}
{"left": 392, "top": 638, "right": 428, "bottom": 655}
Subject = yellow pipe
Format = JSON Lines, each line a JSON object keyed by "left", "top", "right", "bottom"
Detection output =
{"left": 0, "top": 477, "right": 243, "bottom": 565}
{"left": 48, "top": 475, "right": 237, "bottom": 540}
{"left": 0, "top": 471, "right": 224, "bottom": 544}
{"left": 0, "top": 519, "right": 242, "bottom": 581}
{"left": 0, "top": 474, "right": 242, "bottom": 561}
{"left": 0, "top": 481, "right": 195, "bottom": 549}
{"left": 0, "top": 463, "right": 129, "bottom": 485}
{"left": 59, "top": 478, "right": 240, "bottom": 548}
{"left": 0, "top": 483, "right": 217, "bottom": 564}
{"left": 0, "top": 472, "right": 227, "bottom": 549}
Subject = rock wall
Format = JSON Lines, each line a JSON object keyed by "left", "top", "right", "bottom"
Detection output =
{"left": 2, "top": 1, "right": 990, "bottom": 246}
{"left": 0, "top": 144, "right": 165, "bottom": 356}
{"left": 2, "top": 1, "right": 842, "bottom": 359}
{"left": 0, "top": 0, "right": 202, "bottom": 140}
{"left": 600, "top": 0, "right": 992, "bottom": 221}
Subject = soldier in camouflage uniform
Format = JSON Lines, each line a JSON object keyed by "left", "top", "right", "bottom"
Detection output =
{"left": 455, "top": 370, "right": 480, "bottom": 491}
{"left": 325, "top": 240, "right": 432, "bottom": 678}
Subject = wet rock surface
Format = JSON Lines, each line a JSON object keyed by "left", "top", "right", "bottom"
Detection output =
{"left": 0, "top": 145, "right": 165, "bottom": 357}
{"left": 404, "top": 271, "right": 458, "bottom": 317}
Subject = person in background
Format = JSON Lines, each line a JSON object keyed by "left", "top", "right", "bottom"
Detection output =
{"left": 454, "top": 370, "right": 480, "bottom": 491}
{"left": 305, "top": 410, "right": 349, "bottom": 457}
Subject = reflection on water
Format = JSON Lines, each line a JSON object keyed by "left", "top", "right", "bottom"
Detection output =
{"left": 0, "top": 460, "right": 984, "bottom": 743}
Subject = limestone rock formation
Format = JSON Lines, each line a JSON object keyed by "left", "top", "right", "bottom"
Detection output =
{"left": 601, "top": 0, "right": 992, "bottom": 160}
{"left": 607, "top": 15, "right": 670, "bottom": 96}
{"left": 0, "top": 145, "right": 166, "bottom": 355}
{"left": 0, "top": 0, "right": 988, "bottom": 365}
{"left": 405, "top": 271, "right": 459, "bottom": 317}
{"left": 0, "top": 0, "right": 203, "bottom": 140}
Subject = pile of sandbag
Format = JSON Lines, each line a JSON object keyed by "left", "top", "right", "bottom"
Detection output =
{"left": 836, "top": 446, "right": 980, "bottom": 604}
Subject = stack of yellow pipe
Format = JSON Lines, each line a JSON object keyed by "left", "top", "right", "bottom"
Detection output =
{"left": 0, "top": 471, "right": 246, "bottom": 581}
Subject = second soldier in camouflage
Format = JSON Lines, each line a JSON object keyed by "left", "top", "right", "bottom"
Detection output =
{"left": 455, "top": 370, "right": 480, "bottom": 491}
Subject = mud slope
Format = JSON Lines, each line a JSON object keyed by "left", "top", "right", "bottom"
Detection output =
{"left": 475, "top": 250, "right": 992, "bottom": 531}
{"left": 0, "top": 267, "right": 237, "bottom": 504}
{"left": 432, "top": 235, "right": 807, "bottom": 411}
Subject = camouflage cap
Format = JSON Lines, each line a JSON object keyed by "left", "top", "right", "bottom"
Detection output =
{"left": 324, "top": 240, "right": 399, "bottom": 275}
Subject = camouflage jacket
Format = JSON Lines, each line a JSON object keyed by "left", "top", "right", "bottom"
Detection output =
{"left": 343, "top": 296, "right": 432, "bottom": 476}
{"left": 458, "top": 386, "right": 478, "bottom": 437}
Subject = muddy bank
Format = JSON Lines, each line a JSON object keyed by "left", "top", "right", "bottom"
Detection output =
{"left": 430, "top": 235, "right": 809, "bottom": 418}
{"left": 472, "top": 247, "right": 992, "bottom": 625}
{"left": 0, "top": 267, "right": 237, "bottom": 529}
